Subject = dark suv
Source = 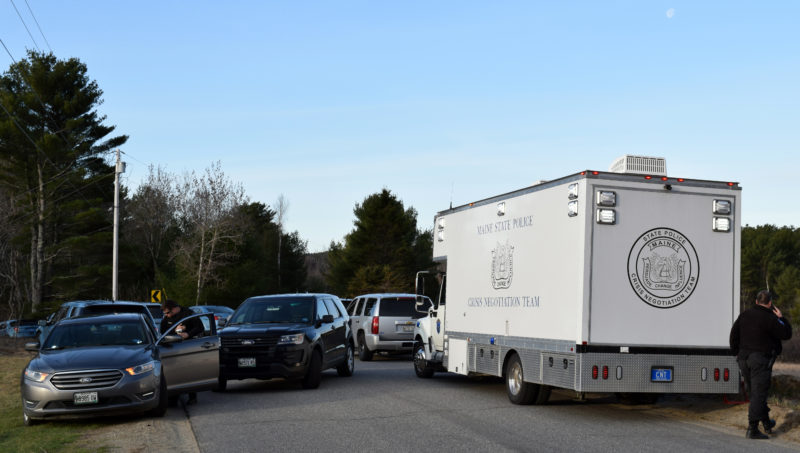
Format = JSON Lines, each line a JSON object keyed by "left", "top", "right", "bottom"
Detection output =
{"left": 217, "top": 294, "right": 354, "bottom": 390}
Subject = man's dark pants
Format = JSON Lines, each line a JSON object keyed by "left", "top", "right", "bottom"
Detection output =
{"left": 738, "top": 352, "right": 773, "bottom": 424}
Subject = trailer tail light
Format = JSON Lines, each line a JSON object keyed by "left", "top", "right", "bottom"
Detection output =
{"left": 714, "top": 368, "right": 720, "bottom": 381}
{"left": 724, "top": 368, "right": 730, "bottom": 382}
{"left": 712, "top": 217, "right": 731, "bottom": 232}
{"left": 371, "top": 316, "right": 379, "bottom": 335}
{"left": 592, "top": 366, "right": 599, "bottom": 379}
{"left": 602, "top": 366, "right": 609, "bottom": 380}
{"left": 568, "top": 201, "right": 578, "bottom": 217}
{"left": 713, "top": 200, "right": 731, "bottom": 215}
{"left": 596, "top": 209, "right": 616, "bottom": 225}
{"left": 616, "top": 366, "right": 623, "bottom": 380}
{"left": 596, "top": 191, "right": 616, "bottom": 207}
{"left": 701, "top": 367, "right": 708, "bottom": 381}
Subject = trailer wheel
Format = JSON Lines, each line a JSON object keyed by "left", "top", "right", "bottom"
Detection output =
{"left": 505, "top": 353, "right": 538, "bottom": 405}
{"left": 413, "top": 340, "right": 435, "bottom": 378}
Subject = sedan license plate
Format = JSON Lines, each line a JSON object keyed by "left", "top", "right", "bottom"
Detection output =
{"left": 73, "top": 391, "right": 98, "bottom": 405}
{"left": 651, "top": 367, "right": 673, "bottom": 382}
{"left": 238, "top": 357, "right": 256, "bottom": 368}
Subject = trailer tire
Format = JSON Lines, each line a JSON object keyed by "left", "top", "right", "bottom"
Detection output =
{"left": 413, "top": 340, "right": 435, "bottom": 378}
{"left": 505, "top": 353, "right": 539, "bottom": 405}
{"left": 534, "top": 385, "right": 551, "bottom": 405}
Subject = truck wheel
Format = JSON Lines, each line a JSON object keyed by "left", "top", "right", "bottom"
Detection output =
{"left": 534, "top": 385, "right": 551, "bottom": 405}
{"left": 358, "top": 333, "right": 373, "bottom": 361}
{"left": 337, "top": 343, "right": 355, "bottom": 377}
{"left": 505, "top": 353, "right": 539, "bottom": 405}
{"left": 413, "top": 341, "right": 435, "bottom": 378}
{"left": 302, "top": 350, "right": 323, "bottom": 389}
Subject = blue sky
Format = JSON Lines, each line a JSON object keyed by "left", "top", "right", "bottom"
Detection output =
{"left": 2, "top": 2, "right": 798, "bottom": 251}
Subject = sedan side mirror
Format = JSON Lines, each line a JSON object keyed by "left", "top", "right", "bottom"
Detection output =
{"left": 218, "top": 318, "right": 227, "bottom": 328}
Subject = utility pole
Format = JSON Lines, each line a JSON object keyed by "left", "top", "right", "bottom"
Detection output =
{"left": 112, "top": 150, "right": 125, "bottom": 301}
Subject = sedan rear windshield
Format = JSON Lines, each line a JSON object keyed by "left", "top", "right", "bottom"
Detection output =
{"left": 43, "top": 321, "right": 149, "bottom": 349}
{"left": 230, "top": 297, "right": 314, "bottom": 325}
{"left": 379, "top": 297, "right": 430, "bottom": 319}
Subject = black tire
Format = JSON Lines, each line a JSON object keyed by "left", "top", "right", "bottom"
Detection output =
{"left": 357, "top": 334, "right": 373, "bottom": 361}
{"left": 534, "top": 385, "right": 551, "bottom": 405}
{"left": 413, "top": 340, "right": 434, "bottom": 378}
{"left": 302, "top": 350, "right": 323, "bottom": 389}
{"left": 337, "top": 343, "right": 355, "bottom": 377}
{"left": 615, "top": 393, "right": 659, "bottom": 405}
{"left": 148, "top": 375, "right": 168, "bottom": 417}
{"left": 213, "top": 375, "right": 227, "bottom": 392}
{"left": 505, "top": 353, "right": 539, "bottom": 405}
{"left": 23, "top": 411, "right": 38, "bottom": 426}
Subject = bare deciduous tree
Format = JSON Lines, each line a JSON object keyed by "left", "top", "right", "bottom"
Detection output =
{"left": 275, "top": 194, "right": 289, "bottom": 291}
{"left": 172, "top": 162, "right": 247, "bottom": 304}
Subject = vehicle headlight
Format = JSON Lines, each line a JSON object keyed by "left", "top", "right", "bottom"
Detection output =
{"left": 278, "top": 333, "right": 305, "bottom": 345}
{"left": 24, "top": 368, "right": 49, "bottom": 382}
{"left": 125, "top": 361, "right": 155, "bottom": 376}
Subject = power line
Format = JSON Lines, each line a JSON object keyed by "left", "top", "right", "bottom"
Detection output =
{"left": 23, "top": 0, "right": 51, "bottom": 52}
{"left": 9, "top": 0, "right": 39, "bottom": 51}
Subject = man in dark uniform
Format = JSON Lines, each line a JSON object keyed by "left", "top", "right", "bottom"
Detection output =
{"left": 729, "top": 290, "right": 792, "bottom": 439}
{"left": 160, "top": 299, "right": 205, "bottom": 403}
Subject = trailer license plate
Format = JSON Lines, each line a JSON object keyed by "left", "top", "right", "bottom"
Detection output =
{"left": 651, "top": 367, "right": 673, "bottom": 382}
{"left": 238, "top": 357, "right": 256, "bottom": 367}
{"left": 73, "top": 391, "right": 98, "bottom": 405}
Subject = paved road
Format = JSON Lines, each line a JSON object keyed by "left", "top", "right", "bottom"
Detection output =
{"left": 186, "top": 357, "right": 798, "bottom": 453}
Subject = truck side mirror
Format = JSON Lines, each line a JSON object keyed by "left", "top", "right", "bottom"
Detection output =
{"left": 414, "top": 296, "right": 430, "bottom": 314}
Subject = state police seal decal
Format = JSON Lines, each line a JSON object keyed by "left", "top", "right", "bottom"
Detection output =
{"left": 627, "top": 228, "right": 699, "bottom": 309}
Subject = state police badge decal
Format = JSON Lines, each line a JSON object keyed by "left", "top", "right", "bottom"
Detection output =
{"left": 627, "top": 228, "right": 699, "bottom": 309}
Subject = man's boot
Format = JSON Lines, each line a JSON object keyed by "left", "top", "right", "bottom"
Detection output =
{"left": 746, "top": 422, "right": 769, "bottom": 439}
{"left": 762, "top": 419, "right": 777, "bottom": 434}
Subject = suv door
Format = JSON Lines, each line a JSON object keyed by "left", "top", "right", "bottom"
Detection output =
{"left": 157, "top": 313, "right": 220, "bottom": 393}
{"left": 323, "top": 297, "right": 347, "bottom": 363}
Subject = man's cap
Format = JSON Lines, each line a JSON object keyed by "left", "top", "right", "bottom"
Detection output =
{"left": 162, "top": 299, "right": 179, "bottom": 309}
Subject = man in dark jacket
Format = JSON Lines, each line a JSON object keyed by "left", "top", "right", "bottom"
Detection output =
{"left": 160, "top": 299, "right": 204, "bottom": 404}
{"left": 161, "top": 299, "right": 204, "bottom": 339}
{"left": 730, "top": 290, "right": 792, "bottom": 439}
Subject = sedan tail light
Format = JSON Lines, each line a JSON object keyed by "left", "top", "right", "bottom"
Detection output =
{"left": 371, "top": 316, "right": 379, "bottom": 335}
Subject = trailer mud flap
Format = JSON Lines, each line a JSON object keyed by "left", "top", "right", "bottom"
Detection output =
{"left": 448, "top": 339, "right": 468, "bottom": 375}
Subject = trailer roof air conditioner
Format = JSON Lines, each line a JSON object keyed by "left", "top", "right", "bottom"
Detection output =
{"left": 609, "top": 155, "right": 667, "bottom": 176}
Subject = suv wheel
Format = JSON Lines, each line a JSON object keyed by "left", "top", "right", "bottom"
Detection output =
{"left": 357, "top": 334, "right": 373, "bottom": 361}
{"left": 413, "top": 340, "right": 434, "bottom": 378}
{"left": 337, "top": 343, "right": 355, "bottom": 377}
{"left": 302, "top": 350, "right": 323, "bottom": 389}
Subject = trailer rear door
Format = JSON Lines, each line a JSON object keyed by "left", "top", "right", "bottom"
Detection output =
{"left": 588, "top": 183, "right": 738, "bottom": 348}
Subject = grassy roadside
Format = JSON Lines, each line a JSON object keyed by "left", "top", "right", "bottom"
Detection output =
{"left": 0, "top": 349, "right": 105, "bottom": 453}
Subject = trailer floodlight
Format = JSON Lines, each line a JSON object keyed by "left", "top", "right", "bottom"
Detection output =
{"left": 596, "top": 191, "right": 616, "bottom": 207}
{"left": 568, "top": 183, "right": 579, "bottom": 200}
{"left": 596, "top": 209, "right": 616, "bottom": 225}
{"left": 437, "top": 217, "right": 445, "bottom": 229}
{"left": 437, "top": 229, "right": 445, "bottom": 242}
{"left": 497, "top": 202, "right": 505, "bottom": 216}
{"left": 712, "top": 217, "right": 730, "bottom": 232}
{"left": 713, "top": 200, "right": 731, "bottom": 215}
{"left": 568, "top": 201, "right": 579, "bottom": 217}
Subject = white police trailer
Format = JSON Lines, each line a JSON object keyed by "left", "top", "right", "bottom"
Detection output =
{"left": 412, "top": 155, "right": 741, "bottom": 404}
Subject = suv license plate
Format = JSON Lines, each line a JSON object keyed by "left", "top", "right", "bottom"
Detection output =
{"left": 238, "top": 357, "right": 256, "bottom": 368}
{"left": 402, "top": 325, "right": 414, "bottom": 332}
{"left": 74, "top": 391, "right": 98, "bottom": 405}
{"left": 651, "top": 367, "right": 673, "bottom": 382}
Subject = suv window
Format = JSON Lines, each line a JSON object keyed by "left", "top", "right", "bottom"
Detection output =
{"left": 363, "top": 298, "right": 377, "bottom": 316}
{"left": 347, "top": 298, "right": 360, "bottom": 316}
{"left": 323, "top": 298, "right": 342, "bottom": 318}
{"left": 378, "top": 297, "right": 428, "bottom": 319}
{"left": 316, "top": 299, "right": 330, "bottom": 321}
